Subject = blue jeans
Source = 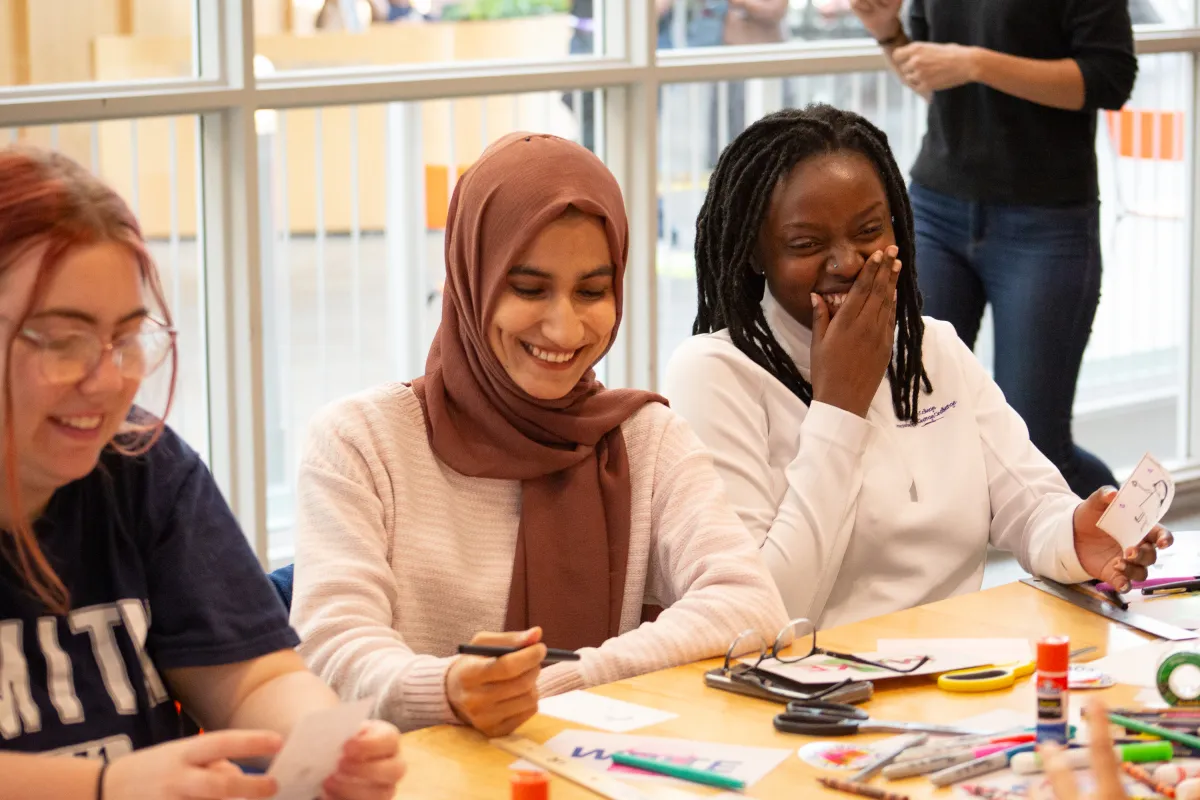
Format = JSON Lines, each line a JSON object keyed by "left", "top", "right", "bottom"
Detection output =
{"left": 910, "top": 182, "right": 1117, "bottom": 499}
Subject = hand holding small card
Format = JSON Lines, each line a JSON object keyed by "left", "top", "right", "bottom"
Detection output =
{"left": 1096, "top": 452, "right": 1175, "bottom": 550}
{"left": 266, "top": 699, "right": 372, "bottom": 800}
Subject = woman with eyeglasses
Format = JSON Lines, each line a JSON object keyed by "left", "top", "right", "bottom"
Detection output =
{"left": 0, "top": 147, "right": 404, "bottom": 800}
{"left": 289, "top": 132, "right": 788, "bottom": 739}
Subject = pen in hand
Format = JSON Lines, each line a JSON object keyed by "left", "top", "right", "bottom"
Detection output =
{"left": 457, "top": 644, "right": 581, "bottom": 664}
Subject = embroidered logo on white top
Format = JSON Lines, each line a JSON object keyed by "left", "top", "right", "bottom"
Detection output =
{"left": 897, "top": 401, "right": 958, "bottom": 429}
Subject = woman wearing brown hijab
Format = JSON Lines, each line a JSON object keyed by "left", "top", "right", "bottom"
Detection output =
{"left": 289, "top": 133, "right": 788, "bottom": 736}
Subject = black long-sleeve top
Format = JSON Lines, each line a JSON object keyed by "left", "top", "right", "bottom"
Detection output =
{"left": 908, "top": 0, "right": 1137, "bottom": 206}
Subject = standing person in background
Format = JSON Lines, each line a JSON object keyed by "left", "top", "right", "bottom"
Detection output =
{"left": 849, "top": 0, "right": 1136, "bottom": 498}
{"left": 658, "top": 0, "right": 727, "bottom": 49}
{"left": 724, "top": 0, "right": 788, "bottom": 46}
{"left": 722, "top": 0, "right": 790, "bottom": 137}
{"left": 565, "top": 1, "right": 675, "bottom": 151}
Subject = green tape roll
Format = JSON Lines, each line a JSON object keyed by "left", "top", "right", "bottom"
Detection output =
{"left": 1157, "top": 650, "right": 1200, "bottom": 707}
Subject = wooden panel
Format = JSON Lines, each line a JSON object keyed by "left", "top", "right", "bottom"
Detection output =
{"left": 26, "top": 0, "right": 122, "bottom": 85}
{"left": 0, "top": 0, "right": 28, "bottom": 87}
{"left": 88, "top": 16, "right": 578, "bottom": 237}
{"left": 93, "top": 34, "right": 191, "bottom": 80}
{"left": 257, "top": 0, "right": 290, "bottom": 36}
{"left": 131, "top": 0, "right": 191, "bottom": 38}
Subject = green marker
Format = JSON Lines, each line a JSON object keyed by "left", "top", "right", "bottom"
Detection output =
{"left": 1108, "top": 712, "right": 1200, "bottom": 753}
{"left": 609, "top": 751, "right": 748, "bottom": 791}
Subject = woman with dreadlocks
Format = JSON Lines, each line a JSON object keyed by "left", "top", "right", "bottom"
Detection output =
{"left": 664, "top": 105, "right": 1170, "bottom": 627}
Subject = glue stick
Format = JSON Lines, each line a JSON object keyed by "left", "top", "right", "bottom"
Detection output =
{"left": 511, "top": 770, "right": 549, "bottom": 800}
{"left": 1036, "top": 636, "right": 1070, "bottom": 744}
{"left": 1178, "top": 778, "right": 1200, "bottom": 800}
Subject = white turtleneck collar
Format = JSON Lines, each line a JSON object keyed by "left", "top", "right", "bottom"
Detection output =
{"left": 761, "top": 289, "right": 813, "bottom": 375}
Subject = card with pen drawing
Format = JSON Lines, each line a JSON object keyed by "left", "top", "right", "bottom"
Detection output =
{"left": 1096, "top": 452, "right": 1175, "bottom": 550}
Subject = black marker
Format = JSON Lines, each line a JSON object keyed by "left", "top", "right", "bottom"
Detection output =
{"left": 457, "top": 644, "right": 580, "bottom": 663}
{"left": 1099, "top": 586, "right": 1130, "bottom": 611}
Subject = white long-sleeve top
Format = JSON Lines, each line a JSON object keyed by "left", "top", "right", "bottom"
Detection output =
{"left": 289, "top": 383, "right": 789, "bottom": 732}
{"left": 663, "top": 292, "right": 1090, "bottom": 628}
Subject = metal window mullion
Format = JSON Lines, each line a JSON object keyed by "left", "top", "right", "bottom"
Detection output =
{"left": 610, "top": 0, "right": 659, "bottom": 391}
{"left": 1183, "top": 51, "right": 1200, "bottom": 462}
{"left": 201, "top": 0, "right": 269, "bottom": 561}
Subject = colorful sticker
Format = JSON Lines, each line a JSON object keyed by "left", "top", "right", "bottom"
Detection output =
{"left": 796, "top": 741, "right": 876, "bottom": 771}
{"left": 1069, "top": 665, "right": 1115, "bottom": 690}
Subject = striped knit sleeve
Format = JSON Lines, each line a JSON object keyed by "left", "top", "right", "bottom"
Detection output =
{"left": 290, "top": 403, "right": 458, "bottom": 731}
{"left": 567, "top": 410, "right": 791, "bottom": 688}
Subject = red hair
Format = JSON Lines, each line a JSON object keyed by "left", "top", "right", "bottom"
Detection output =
{"left": 0, "top": 145, "right": 177, "bottom": 613}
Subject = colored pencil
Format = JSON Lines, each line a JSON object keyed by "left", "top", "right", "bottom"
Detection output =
{"left": 1110, "top": 713, "right": 1200, "bottom": 753}
{"left": 818, "top": 776, "right": 911, "bottom": 800}
{"left": 1123, "top": 762, "right": 1177, "bottom": 799}
{"left": 609, "top": 752, "right": 746, "bottom": 791}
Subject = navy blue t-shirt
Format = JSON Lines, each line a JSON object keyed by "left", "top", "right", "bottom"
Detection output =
{"left": 0, "top": 425, "right": 299, "bottom": 761}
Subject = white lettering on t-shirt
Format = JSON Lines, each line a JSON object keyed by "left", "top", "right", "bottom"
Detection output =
{"left": 116, "top": 600, "right": 168, "bottom": 707}
{"left": 42, "top": 733, "right": 134, "bottom": 762}
{"left": 37, "top": 617, "right": 84, "bottom": 724}
{"left": 68, "top": 606, "right": 137, "bottom": 715}
{"left": 0, "top": 620, "right": 41, "bottom": 739}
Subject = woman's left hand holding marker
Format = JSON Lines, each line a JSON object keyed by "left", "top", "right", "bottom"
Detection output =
{"left": 446, "top": 627, "right": 546, "bottom": 737}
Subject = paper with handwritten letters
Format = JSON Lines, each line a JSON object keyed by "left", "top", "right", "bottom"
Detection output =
{"left": 1096, "top": 452, "right": 1175, "bottom": 550}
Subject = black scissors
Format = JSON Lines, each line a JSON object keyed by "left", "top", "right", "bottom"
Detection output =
{"left": 774, "top": 699, "right": 986, "bottom": 737}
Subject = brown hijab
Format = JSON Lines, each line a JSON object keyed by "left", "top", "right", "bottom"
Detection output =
{"left": 411, "top": 133, "right": 665, "bottom": 651}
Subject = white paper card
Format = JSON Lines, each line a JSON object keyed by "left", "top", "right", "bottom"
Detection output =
{"left": 537, "top": 691, "right": 678, "bottom": 733}
{"left": 876, "top": 638, "right": 1032, "bottom": 665}
{"left": 267, "top": 699, "right": 372, "bottom": 800}
{"left": 510, "top": 731, "right": 790, "bottom": 788}
{"left": 1096, "top": 452, "right": 1175, "bottom": 549}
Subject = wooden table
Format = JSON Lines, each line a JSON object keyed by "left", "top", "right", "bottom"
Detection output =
{"left": 399, "top": 582, "right": 1161, "bottom": 799}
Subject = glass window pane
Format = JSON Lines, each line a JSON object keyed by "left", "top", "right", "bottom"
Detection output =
{"left": 1131, "top": 0, "right": 1196, "bottom": 26}
{"left": 255, "top": 1, "right": 614, "bottom": 74}
{"left": 0, "top": 117, "right": 208, "bottom": 461}
{"left": 0, "top": 2, "right": 199, "bottom": 88}
{"left": 259, "top": 89, "right": 606, "bottom": 563}
{"left": 1076, "top": 51, "right": 1192, "bottom": 466}
{"left": 653, "top": 1, "right": 1194, "bottom": 49}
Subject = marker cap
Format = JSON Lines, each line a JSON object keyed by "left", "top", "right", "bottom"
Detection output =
{"left": 1122, "top": 741, "right": 1175, "bottom": 763}
{"left": 1038, "top": 636, "right": 1070, "bottom": 672}
{"left": 511, "top": 770, "right": 550, "bottom": 800}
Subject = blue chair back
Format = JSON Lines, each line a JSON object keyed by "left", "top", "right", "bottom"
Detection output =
{"left": 268, "top": 564, "right": 295, "bottom": 612}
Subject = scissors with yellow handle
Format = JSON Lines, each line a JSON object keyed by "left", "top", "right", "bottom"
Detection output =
{"left": 938, "top": 660, "right": 1037, "bottom": 693}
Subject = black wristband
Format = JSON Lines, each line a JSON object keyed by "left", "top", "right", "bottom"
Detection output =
{"left": 95, "top": 762, "right": 108, "bottom": 800}
{"left": 876, "top": 24, "right": 906, "bottom": 47}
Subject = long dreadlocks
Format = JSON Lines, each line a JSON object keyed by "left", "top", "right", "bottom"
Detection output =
{"left": 693, "top": 103, "right": 932, "bottom": 424}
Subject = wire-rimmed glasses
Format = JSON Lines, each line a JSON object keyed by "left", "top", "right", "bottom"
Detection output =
{"left": 18, "top": 318, "right": 176, "bottom": 386}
